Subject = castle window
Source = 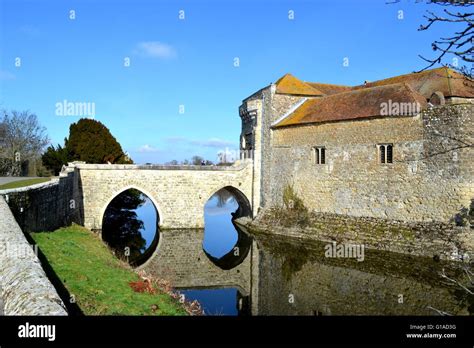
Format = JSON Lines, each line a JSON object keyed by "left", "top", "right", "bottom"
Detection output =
{"left": 244, "top": 133, "right": 253, "bottom": 150}
{"left": 313, "top": 146, "right": 325, "bottom": 165}
{"left": 378, "top": 144, "right": 393, "bottom": 164}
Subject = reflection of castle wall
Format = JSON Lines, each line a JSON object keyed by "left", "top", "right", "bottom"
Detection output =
{"left": 254, "top": 240, "right": 470, "bottom": 316}
{"left": 139, "top": 229, "right": 252, "bottom": 295}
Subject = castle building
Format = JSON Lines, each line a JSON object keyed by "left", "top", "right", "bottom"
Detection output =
{"left": 239, "top": 67, "right": 473, "bottom": 222}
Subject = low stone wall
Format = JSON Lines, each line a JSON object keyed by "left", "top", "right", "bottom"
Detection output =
{"left": 0, "top": 196, "right": 67, "bottom": 315}
{"left": 0, "top": 167, "right": 82, "bottom": 233}
{"left": 237, "top": 210, "right": 473, "bottom": 260}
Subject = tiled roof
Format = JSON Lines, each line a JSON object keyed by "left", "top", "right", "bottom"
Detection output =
{"left": 352, "top": 67, "right": 473, "bottom": 98}
{"left": 275, "top": 73, "right": 323, "bottom": 96}
{"left": 272, "top": 67, "right": 472, "bottom": 128}
{"left": 274, "top": 83, "right": 428, "bottom": 128}
{"left": 306, "top": 82, "right": 352, "bottom": 95}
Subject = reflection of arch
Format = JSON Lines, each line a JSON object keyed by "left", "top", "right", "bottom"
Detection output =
{"left": 203, "top": 187, "right": 252, "bottom": 270}
{"left": 203, "top": 221, "right": 252, "bottom": 270}
{"left": 99, "top": 185, "right": 164, "bottom": 229}
{"left": 130, "top": 224, "right": 160, "bottom": 267}
{"left": 205, "top": 186, "right": 252, "bottom": 218}
{"left": 100, "top": 186, "right": 162, "bottom": 267}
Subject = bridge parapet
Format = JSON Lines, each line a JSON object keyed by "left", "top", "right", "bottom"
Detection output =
{"left": 70, "top": 159, "right": 252, "bottom": 172}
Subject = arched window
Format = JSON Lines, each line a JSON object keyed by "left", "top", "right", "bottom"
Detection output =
{"left": 312, "top": 146, "right": 326, "bottom": 165}
{"left": 378, "top": 144, "right": 393, "bottom": 164}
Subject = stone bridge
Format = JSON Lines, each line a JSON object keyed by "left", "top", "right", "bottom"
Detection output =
{"left": 72, "top": 160, "right": 255, "bottom": 230}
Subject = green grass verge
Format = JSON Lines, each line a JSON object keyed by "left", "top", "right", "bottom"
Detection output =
{"left": 0, "top": 177, "right": 51, "bottom": 190}
{"left": 31, "top": 225, "right": 187, "bottom": 316}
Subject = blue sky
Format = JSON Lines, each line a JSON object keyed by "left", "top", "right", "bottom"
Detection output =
{"left": 0, "top": 0, "right": 464, "bottom": 164}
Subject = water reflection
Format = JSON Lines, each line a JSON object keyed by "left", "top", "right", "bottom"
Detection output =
{"left": 102, "top": 189, "right": 159, "bottom": 266}
{"left": 141, "top": 221, "right": 473, "bottom": 316}
{"left": 140, "top": 228, "right": 252, "bottom": 315}
{"left": 139, "top": 188, "right": 253, "bottom": 315}
{"left": 103, "top": 189, "right": 473, "bottom": 316}
{"left": 249, "top": 232, "right": 473, "bottom": 316}
{"left": 180, "top": 288, "right": 240, "bottom": 316}
{"left": 203, "top": 189, "right": 239, "bottom": 258}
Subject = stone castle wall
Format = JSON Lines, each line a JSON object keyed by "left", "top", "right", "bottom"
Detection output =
{"left": 240, "top": 90, "right": 264, "bottom": 212}
{"left": 263, "top": 103, "right": 472, "bottom": 222}
{"left": 240, "top": 88, "right": 311, "bottom": 210}
{"left": 238, "top": 211, "right": 472, "bottom": 261}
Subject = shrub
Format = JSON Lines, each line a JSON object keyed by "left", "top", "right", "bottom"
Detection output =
{"left": 280, "top": 184, "right": 310, "bottom": 227}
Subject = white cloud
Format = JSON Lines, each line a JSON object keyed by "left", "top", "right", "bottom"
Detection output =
{"left": 134, "top": 41, "right": 176, "bottom": 59}
{"left": 137, "top": 144, "right": 160, "bottom": 153}
{"left": 0, "top": 70, "right": 15, "bottom": 80}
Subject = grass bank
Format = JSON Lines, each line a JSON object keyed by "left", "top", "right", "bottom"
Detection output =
{"left": 0, "top": 177, "right": 51, "bottom": 190}
{"left": 31, "top": 225, "right": 187, "bottom": 315}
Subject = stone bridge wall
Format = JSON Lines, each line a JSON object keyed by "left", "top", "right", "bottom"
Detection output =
{"left": 76, "top": 161, "right": 254, "bottom": 230}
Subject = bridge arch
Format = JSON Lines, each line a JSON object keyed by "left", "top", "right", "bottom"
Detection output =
{"left": 99, "top": 185, "right": 164, "bottom": 231}
{"left": 204, "top": 185, "right": 252, "bottom": 219}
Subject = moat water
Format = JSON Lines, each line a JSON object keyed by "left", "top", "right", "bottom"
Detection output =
{"left": 102, "top": 189, "right": 473, "bottom": 316}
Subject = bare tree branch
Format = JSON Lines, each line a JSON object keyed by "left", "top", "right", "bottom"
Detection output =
{"left": 440, "top": 267, "right": 474, "bottom": 295}
{"left": 388, "top": 1, "right": 474, "bottom": 78}
{"left": 427, "top": 306, "right": 452, "bottom": 316}
{"left": 417, "top": 4, "right": 473, "bottom": 75}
